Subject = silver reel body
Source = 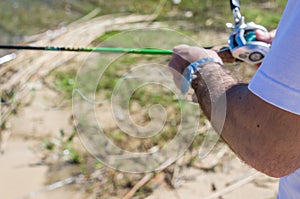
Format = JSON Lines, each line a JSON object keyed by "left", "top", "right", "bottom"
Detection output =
{"left": 228, "top": 8, "right": 271, "bottom": 65}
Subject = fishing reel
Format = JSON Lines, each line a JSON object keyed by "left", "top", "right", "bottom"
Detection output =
{"left": 227, "top": 3, "right": 271, "bottom": 66}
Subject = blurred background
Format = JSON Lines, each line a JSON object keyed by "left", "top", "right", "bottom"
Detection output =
{"left": 0, "top": 1, "right": 287, "bottom": 199}
{"left": 0, "top": 0, "right": 285, "bottom": 44}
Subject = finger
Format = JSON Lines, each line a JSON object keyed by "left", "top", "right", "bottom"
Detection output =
{"left": 173, "top": 44, "right": 199, "bottom": 63}
{"left": 269, "top": 29, "right": 277, "bottom": 41}
{"left": 255, "top": 29, "right": 273, "bottom": 44}
{"left": 168, "top": 53, "right": 190, "bottom": 74}
{"left": 173, "top": 44, "right": 190, "bottom": 54}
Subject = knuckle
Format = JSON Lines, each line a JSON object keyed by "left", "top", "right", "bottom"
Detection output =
{"left": 173, "top": 44, "right": 190, "bottom": 52}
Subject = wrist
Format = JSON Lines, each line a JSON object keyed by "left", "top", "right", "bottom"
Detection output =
{"left": 180, "top": 58, "right": 223, "bottom": 94}
{"left": 191, "top": 62, "right": 222, "bottom": 90}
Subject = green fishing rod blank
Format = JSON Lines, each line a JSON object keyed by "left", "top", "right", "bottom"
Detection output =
{"left": 0, "top": 45, "right": 173, "bottom": 55}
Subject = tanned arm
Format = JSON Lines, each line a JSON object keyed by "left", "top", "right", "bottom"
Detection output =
{"left": 169, "top": 45, "right": 300, "bottom": 178}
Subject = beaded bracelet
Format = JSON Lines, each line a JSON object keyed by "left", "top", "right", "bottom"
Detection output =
{"left": 180, "top": 57, "right": 223, "bottom": 94}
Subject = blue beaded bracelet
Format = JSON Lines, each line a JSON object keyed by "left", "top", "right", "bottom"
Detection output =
{"left": 180, "top": 57, "right": 222, "bottom": 94}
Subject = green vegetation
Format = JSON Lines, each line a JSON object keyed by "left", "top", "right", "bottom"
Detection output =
{"left": 0, "top": 0, "right": 287, "bottom": 44}
{"left": 52, "top": 69, "right": 77, "bottom": 98}
{"left": 96, "top": 31, "right": 121, "bottom": 43}
{"left": 95, "top": 55, "right": 143, "bottom": 97}
{"left": 41, "top": 129, "right": 82, "bottom": 164}
{"left": 161, "top": 0, "right": 286, "bottom": 31}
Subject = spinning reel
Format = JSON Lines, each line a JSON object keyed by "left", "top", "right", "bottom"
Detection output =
{"left": 227, "top": 0, "right": 271, "bottom": 65}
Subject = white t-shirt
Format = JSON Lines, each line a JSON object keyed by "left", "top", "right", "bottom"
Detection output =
{"left": 248, "top": 0, "right": 300, "bottom": 198}
{"left": 249, "top": 0, "right": 300, "bottom": 115}
{"left": 277, "top": 169, "right": 300, "bottom": 199}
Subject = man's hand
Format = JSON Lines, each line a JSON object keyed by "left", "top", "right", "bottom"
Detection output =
{"left": 256, "top": 29, "right": 277, "bottom": 44}
{"left": 168, "top": 44, "right": 223, "bottom": 88}
{"left": 254, "top": 29, "right": 277, "bottom": 67}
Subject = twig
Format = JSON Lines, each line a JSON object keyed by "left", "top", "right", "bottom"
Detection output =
{"left": 202, "top": 172, "right": 261, "bottom": 199}
{"left": 0, "top": 130, "right": 11, "bottom": 154}
{"left": 171, "top": 160, "right": 181, "bottom": 188}
{"left": 22, "top": 175, "right": 79, "bottom": 199}
{"left": 123, "top": 173, "right": 154, "bottom": 199}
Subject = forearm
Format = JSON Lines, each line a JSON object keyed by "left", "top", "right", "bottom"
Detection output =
{"left": 192, "top": 63, "right": 300, "bottom": 177}
{"left": 191, "top": 63, "right": 237, "bottom": 122}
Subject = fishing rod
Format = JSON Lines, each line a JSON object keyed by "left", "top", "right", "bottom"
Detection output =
{"left": 0, "top": 44, "right": 235, "bottom": 63}
{"left": 0, "top": 45, "right": 173, "bottom": 55}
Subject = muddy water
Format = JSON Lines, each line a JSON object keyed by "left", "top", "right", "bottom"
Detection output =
{"left": 0, "top": 86, "right": 86, "bottom": 199}
{"left": 0, "top": 139, "right": 47, "bottom": 199}
{"left": 0, "top": 137, "right": 89, "bottom": 199}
